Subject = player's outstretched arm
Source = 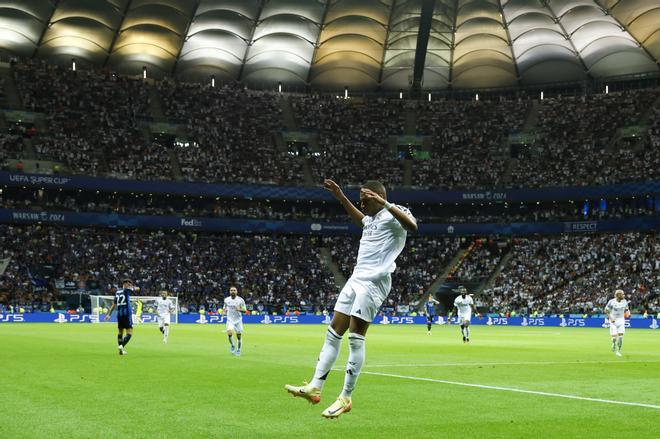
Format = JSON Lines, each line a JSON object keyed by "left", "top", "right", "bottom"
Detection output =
{"left": 361, "top": 188, "right": 418, "bottom": 232}
{"left": 323, "top": 179, "right": 364, "bottom": 227}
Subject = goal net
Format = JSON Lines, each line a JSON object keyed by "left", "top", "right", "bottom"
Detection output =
{"left": 90, "top": 295, "right": 179, "bottom": 324}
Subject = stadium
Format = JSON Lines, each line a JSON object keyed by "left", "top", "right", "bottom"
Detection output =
{"left": 1, "top": 0, "right": 659, "bottom": 437}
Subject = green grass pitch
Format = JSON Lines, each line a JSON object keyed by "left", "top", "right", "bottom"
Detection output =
{"left": 1, "top": 324, "right": 659, "bottom": 438}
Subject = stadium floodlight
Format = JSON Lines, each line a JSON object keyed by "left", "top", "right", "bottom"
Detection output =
{"left": 211, "top": 75, "right": 215, "bottom": 87}
{"left": 344, "top": 87, "right": 348, "bottom": 99}
{"left": 399, "top": 91, "right": 402, "bottom": 99}
{"left": 72, "top": 59, "right": 76, "bottom": 72}
{"left": 605, "top": 85, "right": 609, "bottom": 94}
{"left": 541, "top": 91, "right": 544, "bottom": 100}
{"left": 475, "top": 93, "right": 479, "bottom": 101}
{"left": 278, "top": 82, "right": 282, "bottom": 93}
{"left": 143, "top": 66, "right": 147, "bottom": 79}
{"left": 428, "top": 92, "right": 431, "bottom": 102}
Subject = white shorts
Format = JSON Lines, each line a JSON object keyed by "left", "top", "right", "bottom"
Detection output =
{"left": 158, "top": 314, "right": 171, "bottom": 326}
{"left": 458, "top": 313, "right": 472, "bottom": 324}
{"left": 334, "top": 275, "right": 391, "bottom": 323}
{"left": 227, "top": 320, "right": 243, "bottom": 334}
{"left": 609, "top": 319, "right": 625, "bottom": 335}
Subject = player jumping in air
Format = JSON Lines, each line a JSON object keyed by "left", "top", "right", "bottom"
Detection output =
{"left": 156, "top": 290, "right": 176, "bottom": 343}
{"left": 425, "top": 293, "right": 440, "bottom": 334}
{"left": 104, "top": 279, "right": 136, "bottom": 355}
{"left": 605, "top": 289, "right": 630, "bottom": 357}
{"left": 285, "top": 179, "right": 417, "bottom": 419}
{"left": 223, "top": 286, "right": 246, "bottom": 356}
{"left": 453, "top": 286, "right": 478, "bottom": 343}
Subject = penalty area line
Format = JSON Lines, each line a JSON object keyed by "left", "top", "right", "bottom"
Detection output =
{"left": 362, "top": 370, "right": 660, "bottom": 410}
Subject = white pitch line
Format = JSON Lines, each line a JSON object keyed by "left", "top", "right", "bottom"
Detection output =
{"left": 364, "top": 360, "right": 660, "bottom": 368}
{"left": 362, "top": 370, "right": 660, "bottom": 410}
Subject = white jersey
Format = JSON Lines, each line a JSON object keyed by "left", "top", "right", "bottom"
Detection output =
{"left": 224, "top": 296, "right": 245, "bottom": 324}
{"left": 156, "top": 297, "right": 175, "bottom": 316}
{"left": 605, "top": 298, "right": 629, "bottom": 320}
{"left": 454, "top": 295, "right": 474, "bottom": 315}
{"left": 352, "top": 205, "right": 413, "bottom": 281}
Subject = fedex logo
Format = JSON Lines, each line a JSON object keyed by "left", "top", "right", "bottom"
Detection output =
{"left": 0, "top": 314, "right": 24, "bottom": 322}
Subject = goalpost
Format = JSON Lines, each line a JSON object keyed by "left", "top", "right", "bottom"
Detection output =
{"left": 90, "top": 295, "right": 179, "bottom": 324}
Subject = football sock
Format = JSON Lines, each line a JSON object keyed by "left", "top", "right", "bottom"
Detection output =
{"left": 228, "top": 335, "right": 234, "bottom": 347}
{"left": 122, "top": 334, "right": 132, "bottom": 346}
{"left": 617, "top": 336, "right": 623, "bottom": 351}
{"left": 466, "top": 327, "right": 471, "bottom": 339}
{"left": 159, "top": 327, "right": 164, "bottom": 334}
{"left": 340, "top": 333, "right": 366, "bottom": 398}
{"left": 310, "top": 327, "right": 343, "bottom": 389}
{"left": 427, "top": 323, "right": 432, "bottom": 331}
{"left": 237, "top": 337, "right": 242, "bottom": 350}
{"left": 117, "top": 334, "right": 123, "bottom": 346}
{"left": 164, "top": 326, "right": 169, "bottom": 339}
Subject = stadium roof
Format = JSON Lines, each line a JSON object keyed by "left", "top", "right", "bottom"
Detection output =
{"left": 1, "top": 0, "right": 659, "bottom": 90}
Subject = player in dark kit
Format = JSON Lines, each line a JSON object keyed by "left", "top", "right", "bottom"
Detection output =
{"left": 104, "top": 279, "right": 136, "bottom": 355}
{"left": 425, "top": 293, "right": 439, "bottom": 334}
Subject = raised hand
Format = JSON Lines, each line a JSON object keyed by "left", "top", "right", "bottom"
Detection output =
{"left": 323, "top": 179, "right": 344, "bottom": 200}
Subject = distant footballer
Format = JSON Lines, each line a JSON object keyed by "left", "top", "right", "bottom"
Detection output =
{"left": 104, "top": 279, "right": 136, "bottom": 355}
{"left": 223, "top": 286, "right": 246, "bottom": 356}
{"left": 156, "top": 290, "right": 176, "bottom": 343}
{"left": 605, "top": 289, "right": 630, "bottom": 357}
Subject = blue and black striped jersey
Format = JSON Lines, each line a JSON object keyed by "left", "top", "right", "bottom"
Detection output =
{"left": 115, "top": 288, "right": 132, "bottom": 317}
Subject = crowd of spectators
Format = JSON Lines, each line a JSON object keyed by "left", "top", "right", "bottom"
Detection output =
{"left": 13, "top": 60, "right": 169, "bottom": 179}
{"left": 511, "top": 90, "right": 660, "bottom": 188}
{"left": 414, "top": 98, "right": 530, "bottom": 189}
{"left": 7, "top": 60, "right": 660, "bottom": 192}
{"left": 291, "top": 95, "right": 406, "bottom": 189}
{"left": 158, "top": 80, "right": 303, "bottom": 185}
{"left": 0, "top": 133, "right": 23, "bottom": 163}
{"left": 0, "top": 225, "right": 336, "bottom": 314}
{"left": 1, "top": 223, "right": 658, "bottom": 316}
{"left": 482, "top": 233, "right": 659, "bottom": 315}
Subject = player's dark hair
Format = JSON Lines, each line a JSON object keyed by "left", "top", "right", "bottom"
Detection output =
{"left": 122, "top": 279, "right": 133, "bottom": 286}
{"left": 362, "top": 180, "right": 387, "bottom": 198}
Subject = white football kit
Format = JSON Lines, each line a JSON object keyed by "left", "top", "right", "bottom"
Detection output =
{"left": 606, "top": 298, "right": 629, "bottom": 335}
{"left": 156, "top": 297, "right": 175, "bottom": 326}
{"left": 334, "top": 205, "right": 413, "bottom": 322}
{"left": 454, "top": 295, "right": 474, "bottom": 322}
{"left": 224, "top": 296, "right": 246, "bottom": 333}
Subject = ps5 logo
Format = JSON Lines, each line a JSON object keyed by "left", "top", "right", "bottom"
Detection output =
{"left": 0, "top": 314, "right": 25, "bottom": 322}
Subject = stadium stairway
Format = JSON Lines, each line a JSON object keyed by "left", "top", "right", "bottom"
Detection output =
{"left": 279, "top": 96, "right": 299, "bottom": 131}
{"left": 404, "top": 105, "right": 416, "bottom": 135}
{"left": 318, "top": 247, "right": 347, "bottom": 289}
{"left": 474, "top": 249, "right": 513, "bottom": 296}
{"left": 425, "top": 248, "right": 469, "bottom": 298}
{"left": 147, "top": 84, "right": 166, "bottom": 120}
{"left": 0, "top": 64, "right": 23, "bottom": 109}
